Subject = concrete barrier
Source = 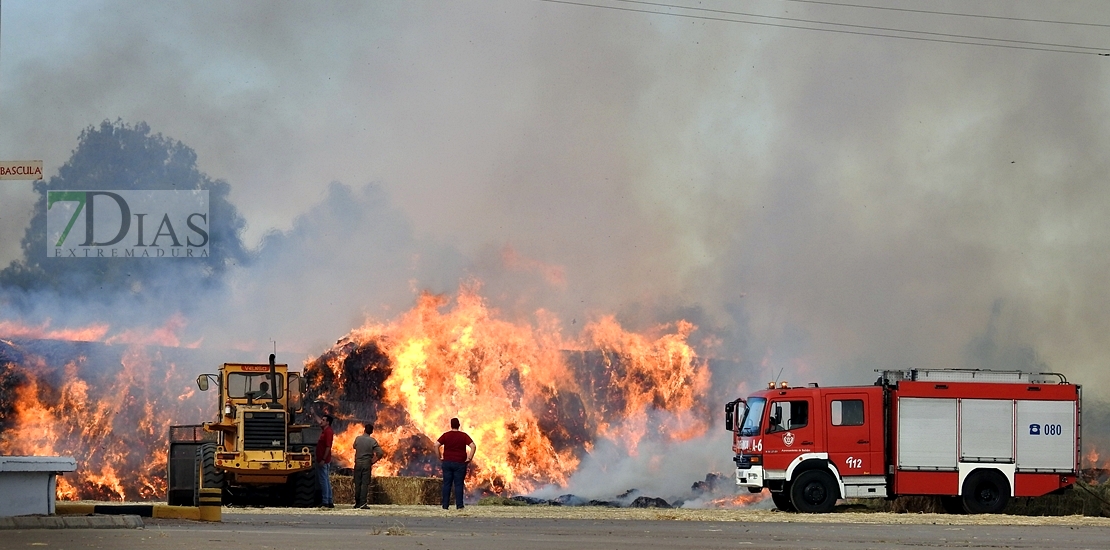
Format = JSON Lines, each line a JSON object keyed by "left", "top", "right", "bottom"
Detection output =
{"left": 55, "top": 501, "right": 223, "bottom": 522}
{"left": 0, "top": 456, "right": 77, "bottom": 517}
{"left": 198, "top": 488, "right": 222, "bottom": 522}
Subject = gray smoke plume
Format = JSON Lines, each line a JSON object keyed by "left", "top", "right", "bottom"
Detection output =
{"left": 2, "top": 1, "right": 1110, "bottom": 497}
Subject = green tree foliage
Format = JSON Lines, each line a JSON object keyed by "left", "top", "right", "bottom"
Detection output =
{"left": 0, "top": 120, "right": 250, "bottom": 298}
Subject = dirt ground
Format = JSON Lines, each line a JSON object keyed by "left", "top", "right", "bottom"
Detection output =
{"left": 221, "top": 503, "right": 1110, "bottom": 526}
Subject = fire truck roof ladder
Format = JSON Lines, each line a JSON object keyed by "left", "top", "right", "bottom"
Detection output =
{"left": 877, "top": 368, "right": 1067, "bottom": 385}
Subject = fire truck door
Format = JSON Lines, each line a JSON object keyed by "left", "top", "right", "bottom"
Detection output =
{"left": 764, "top": 398, "right": 815, "bottom": 466}
{"left": 825, "top": 393, "right": 876, "bottom": 476}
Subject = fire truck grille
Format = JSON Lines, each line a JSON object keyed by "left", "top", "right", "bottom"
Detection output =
{"left": 243, "top": 412, "right": 286, "bottom": 450}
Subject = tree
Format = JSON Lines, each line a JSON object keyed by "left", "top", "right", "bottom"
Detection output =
{"left": 0, "top": 120, "right": 251, "bottom": 302}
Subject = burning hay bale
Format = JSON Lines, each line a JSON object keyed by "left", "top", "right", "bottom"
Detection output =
{"left": 476, "top": 496, "right": 529, "bottom": 506}
{"left": 629, "top": 496, "right": 672, "bottom": 508}
{"left": 501, "top": 491, "right": 679, "bottom": 508}
{"left": 299, "top": 290, "right": 714, "bottom": 500}
{"left": 509, "top": 495, "right": 548, "bottom": 505}
{"left": 550, "top": 494, "right": 589, "bottom": 506}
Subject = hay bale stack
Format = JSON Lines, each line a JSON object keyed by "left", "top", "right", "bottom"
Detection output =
{"left": 374, "top": 476, "right": 442, "bottom": 505}
{"left": 327, "top": 474, "right": 441, "bottom": 505}
{"left": 330, "top": 474, "right": 354, "bottom": 505}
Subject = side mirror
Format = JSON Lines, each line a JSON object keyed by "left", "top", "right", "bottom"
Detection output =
{"left": 724, "top": 401, "right": 735, "bottom": 432}
{"left": 196, "top": 374, "right": 210, "bottom": 391}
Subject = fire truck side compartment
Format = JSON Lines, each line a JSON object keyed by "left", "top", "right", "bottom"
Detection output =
{"left": 1015, "top": 399, "right": 1077, "bottom": 471}
{"left": 897, "top": 397, "right": 957, "bottom": 470}
{"left": 959, "top": 399, "right": 1014, "bottom": 462}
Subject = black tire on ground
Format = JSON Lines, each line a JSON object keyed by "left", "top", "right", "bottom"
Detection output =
{"left": 193, "top": 442, "right": 225, "bottom": 506}
{"left": 961, "top": 470, "right": 1010, "bottom": 514}
{"left": 939, "top": 495, "right": 966, "bottom": 514}
{"left": 789, "top": 470, "right": 839, "bottom": 513}
{"left": 291, "top": 469, "right": 317, "bottom": 507}
{"left": 771, "top": 490, "right": 794, "bottom": 512}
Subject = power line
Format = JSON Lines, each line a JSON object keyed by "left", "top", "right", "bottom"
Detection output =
{"left": 537, "top": 0, "right": 1110, "bottom": 56}
{"left": 777, "top": 0, "right": 1110, "bottom": 29}
{"left": 612, "top": 0, "right": 1110, "bottom": 53}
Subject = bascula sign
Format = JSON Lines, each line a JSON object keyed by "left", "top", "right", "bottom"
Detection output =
{"left": 46, "top": 190, "right": 209, "bottom": 258}
{"left": 0, "top": 160, "right": 43, "bottom": 180}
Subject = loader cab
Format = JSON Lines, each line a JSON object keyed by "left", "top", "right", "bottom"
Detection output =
{"left": 196, "top": 364, "right": 306, "bottom": 413}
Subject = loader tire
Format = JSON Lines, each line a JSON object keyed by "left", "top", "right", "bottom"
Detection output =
{"left": 194, "top": 442, "right": 225, "bottom": 506}
{"left": 789, "top": 470, "right": 838, "bottom": 513}
{"left": 292, "top": 469, "right": 317, "bottom": 508}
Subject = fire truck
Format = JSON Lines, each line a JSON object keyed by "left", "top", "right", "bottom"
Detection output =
{"left": 724, "top": 369, "right": 1080, "bottom": 514}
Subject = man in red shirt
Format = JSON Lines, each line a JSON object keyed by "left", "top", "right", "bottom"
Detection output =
{"left": 437, "top": 417, "right": 475, "bottom": 510}
{"left": 316, "top": 414, "right": 335, "bottom": 508}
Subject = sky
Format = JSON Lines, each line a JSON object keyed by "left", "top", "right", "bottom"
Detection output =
{"left": 2, "top": 0, "right": 1110, "bottom": 404}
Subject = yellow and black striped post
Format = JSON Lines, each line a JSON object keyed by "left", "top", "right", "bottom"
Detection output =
{"left": 197, "top": 488, "right": 222, "bottom": 522}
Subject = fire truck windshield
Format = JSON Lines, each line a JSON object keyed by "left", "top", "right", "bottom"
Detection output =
{"left": 739, "top": 397, "right": 765, "bottom": 436}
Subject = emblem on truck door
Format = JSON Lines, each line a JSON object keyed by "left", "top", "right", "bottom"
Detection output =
{"left": 782, "top": 431, "right": 795, "bottom": 447}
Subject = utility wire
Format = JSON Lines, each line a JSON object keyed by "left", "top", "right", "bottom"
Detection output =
{"left": 778, "top": 0, "right": 1110, "bottom": 29}
{"left": 612, "top": 0, "right": 1110, "bottom": 53}
{"left": 538, "top": 0, "right": 1110, "bottom": 56}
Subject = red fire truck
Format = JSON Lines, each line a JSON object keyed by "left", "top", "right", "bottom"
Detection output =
{"left": 724, "top": 369, "right": 1080, "bottom": 514}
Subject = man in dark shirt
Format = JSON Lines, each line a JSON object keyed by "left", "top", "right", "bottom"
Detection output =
{"left": 315, "top": 414, "right": 335, "bottom": 508}
{"left": 437, "top": 417, "right": 475, "bottom": 510}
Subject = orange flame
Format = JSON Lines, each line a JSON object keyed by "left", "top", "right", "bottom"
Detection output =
{"left": 311, "top": 283, "right": 711, "bottom": 496}
{"left": 705, "top": 492, "right": 767, "bottom": 508}
{"left": 0, "top": 340, "right": 204, "bottom": 501}
{"left": 0, "top": 320, "right": 109, "bottom": 342}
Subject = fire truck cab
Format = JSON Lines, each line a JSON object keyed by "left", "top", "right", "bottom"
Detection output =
{"left": 725, "top": 369, "right": 1080, "bottom": 514}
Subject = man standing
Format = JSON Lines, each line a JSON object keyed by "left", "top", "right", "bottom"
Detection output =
{"left": 315, "top": 414, "right": 335, "bottom": 508}
{"left": 352, "top": 422, "right": 385, "bottom": 509}
{"left": 437, "top": 417, "right": 475, "bottom": 510}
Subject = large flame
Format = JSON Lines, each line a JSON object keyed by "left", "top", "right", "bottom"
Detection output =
{"left": 0, "top": 284, "right": 716, "bottom": 502}
{"left": 305, "top": 283, "right": 711, "bottom": 496}
{"left": 0, "top": 327, "right": 203, "bottom": 501}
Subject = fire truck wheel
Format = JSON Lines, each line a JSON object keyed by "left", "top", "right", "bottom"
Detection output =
{"left": 961, "top": 470, "right": 1010, "bottom": 514}
{"left": 789, "top": 470, "right": 838, "bottom": 513}
{"left": 194, "top": 442, "right": 225, "bottom": 506}
{"left": 771, "top": 490, "right": 794, "bottom": 512}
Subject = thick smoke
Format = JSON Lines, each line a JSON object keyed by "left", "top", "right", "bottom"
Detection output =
{"left": 2, "top": 1, "right": 1110, "bottom": 499}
